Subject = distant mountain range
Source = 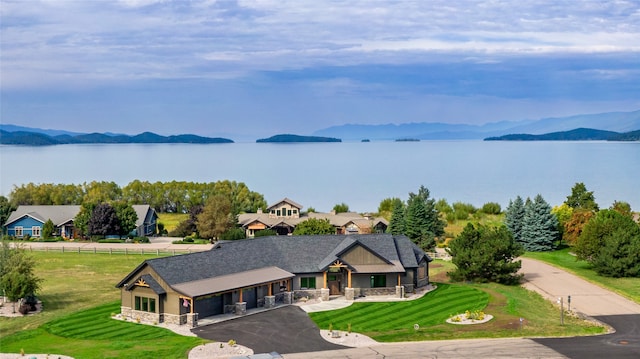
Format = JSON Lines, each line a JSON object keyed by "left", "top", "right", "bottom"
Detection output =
{"left": 485, "top": 128, "right": 640, "bottom": 141}
{"left": 312, "top": 110, "right": 640, "bottom": 141}
{"left": 0, "top": 129, "right": 233, "bottom": 145}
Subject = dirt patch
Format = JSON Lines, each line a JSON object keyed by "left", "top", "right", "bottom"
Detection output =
{"left": 0, "top": 299, "right": 43, "bottom": 318}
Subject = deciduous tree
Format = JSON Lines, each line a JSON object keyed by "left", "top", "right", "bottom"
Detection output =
{"left": 575, "top": 209, "right": 634, "bottom": 262}
{"left": 447, "top": 223, "right": 523, "bottom": 284}
{"left": 0, "top": 244, "right": 42, "bottom": 313}
{"left": 113, "top": 202, "right": 138, "bottom": 238}
{"left": 88, "top": 203, "right": 120, "bottom": 237}
{"left": 197, "top": 195, "right": 234, "bottom": 241}
{"left": 378, "top": 197, "right": 403, "bottom": 220}
{"left": 292, "top": 218, "right": 335, "bottom": 235}
{"left": 332, "top": 203, "right": 350, "bottom": 214}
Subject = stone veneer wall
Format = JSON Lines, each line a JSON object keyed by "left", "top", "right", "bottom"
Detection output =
{"left": 120, "top": 306, "right": 160, "bottom": 324}
{"left": 294, "top": 289, "right": 321, "bottom": 300}
{"left": 359, "top": 287, "right": 397, "bottom": 296}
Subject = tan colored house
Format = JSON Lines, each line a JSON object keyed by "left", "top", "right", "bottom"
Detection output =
{"left": 238, "top": 198, "right": 388, "bottom": 236}
{"left": 116, "top": 234, "right": 431, "bottom": 327}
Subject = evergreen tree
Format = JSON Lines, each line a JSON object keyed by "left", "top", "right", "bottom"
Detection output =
{"left": 403, "top": 186, "right": 444, "bottom": 250}
{"left": 575, "top": 209, "right": 633, "bottom": 262}
{"left": 447, "top": 223, "right": 523, "bottom": 284}
{"left": 504, "top": 196, "right": 525, "bottom": 243}
{"left": 565, "top": 182, "right": 599, "bottom": 211}
{"left": 592, "top": 224, "right": 640, "bottom": 278}
{"left": 387, "top": 200, "right": 405, "bottom": 235}
{"left": 42, "top": 219, "right": 55, "bottom": 239}
{"left": 520, "top": 194, "right": 559, "bottom": 251}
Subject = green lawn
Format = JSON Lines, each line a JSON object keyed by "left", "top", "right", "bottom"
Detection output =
{"left": 157, "top": 213, "right": 189, "bottom": 233}
{"left": 524, "top": 248, "right": 640, "bottom": 304}
{"left": 310, "top": 281, "right": 604, "bottom": 342}
{"left": 2, "top": 302, "right": 204, "bottom": 359}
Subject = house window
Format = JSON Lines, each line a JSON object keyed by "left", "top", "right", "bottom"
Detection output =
{"left": 287, "top": 210, "right": 292, "bottom": 216}
{"left": 134, "top": 296, "right": 156, "bottom": 312}
{"left": 300, "top": 277, "right": 316, "bottom": 289}
{"left": 15, "top": 226, "right": 23, "bottom": 237}
{"left": 293, "top": 209, "right": 298, "bottom": 215}
{"left": 32, "top": 226, "right": 41, "bottom": 237}
{"left": 276, "top": 210, "right": 281, "bottom": 216}
{"left": 370, "top": 275, "right": 386, "bottom": 288}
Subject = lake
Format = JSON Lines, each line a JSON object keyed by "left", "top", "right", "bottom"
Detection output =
{"left": 0, "top": 141, "right": 638, "bottom": 212}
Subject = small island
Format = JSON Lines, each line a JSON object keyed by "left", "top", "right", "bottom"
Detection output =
{"left": 256, "top": 134, "right": 341, "bottom": 143}
{"left": 395, "top": 138, "right": 420, "bottom": 142}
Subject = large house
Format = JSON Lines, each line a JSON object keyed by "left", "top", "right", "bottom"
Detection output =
{"left": 116, "top": 234, "right": 431, "bottom": 326}
{"left": 238, "top": 198, "right": 388, "bottom": 236}
{"left": 3, "top": 205, "right": 158, "bottom": 239}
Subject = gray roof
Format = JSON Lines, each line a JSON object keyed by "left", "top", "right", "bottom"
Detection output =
{"left": 172, "top": 266, "right": 294, "bottom": 297}
{"left": 117, "top": 234, "right": 431, "bottom": 292}
{"left": 4, "top": 205, "right": 154, "bottom": 228}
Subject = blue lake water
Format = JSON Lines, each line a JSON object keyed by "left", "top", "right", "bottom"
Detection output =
{"left": 0, "top": 141, "right": 638, "bottom": 212}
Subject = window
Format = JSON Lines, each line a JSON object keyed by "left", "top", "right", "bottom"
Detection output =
{"left": 300, "top": 277, "right": 316, "bottom": 289}
{"left": 32, "top": 226, "right": 41, "bottom": 237}
{"left": 370, "top": 275, "right": 386, "bottom": 288}
{"left": 15, "top": 226, "right": 23, "bottom": 237}
{"left": 276, "top": 210, "right": 281, "bottom": 216}
{"left": 293, "top": 209, "right": 298, "bottom": 215}
{"left": 134, "top": 296, "right": 156, "bottom": 312}
{"left": 287, "top": 209, "right": 292, "bottom": 216}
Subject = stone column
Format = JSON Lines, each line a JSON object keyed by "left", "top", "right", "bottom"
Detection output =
{"left": 396, "top": 285, "right": 404, "bottom": 298}
{"left": 283, "top": 292, "right": 294, "bottom": 304}
{"left": 345, "top": 287, "right": 355, "bottom": 301}
{"left": 186, "top": 313, "right": 198, "bottom": 327}
{"left": 235, "top": 302, "right": 247, "bottom": 315}
{"left": 264, "top": 295, "right": 276, "bottom": 309}
{"left": 320, "top": 288, "right": 330, "bottom": 301}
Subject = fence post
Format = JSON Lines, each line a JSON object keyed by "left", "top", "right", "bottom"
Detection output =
{"left": 62, "top": 246, "right": 64, "bottom": 253}
{"left": 156, "top": 249, "right": 159, "bottom": 256}
{"left": 125, "top": 248, "right": 128, "bottom": 255}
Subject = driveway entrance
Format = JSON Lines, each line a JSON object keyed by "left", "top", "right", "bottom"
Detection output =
{"left": 191, "top": 306, "right": 347, "bottom": 354}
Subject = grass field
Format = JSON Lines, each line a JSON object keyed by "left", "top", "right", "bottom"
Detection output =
{"left": 524, "top": 248, "right": 640, "bottom": 304}
{"left": 1, "top": 251, "right": 607, "bottom": 357}
{"left": 157, "top": 213, "right": 189, "bottom": 232}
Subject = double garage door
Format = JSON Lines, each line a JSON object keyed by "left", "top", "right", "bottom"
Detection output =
{"left": 195, "top": 288, "right": 258, "bottom": 318}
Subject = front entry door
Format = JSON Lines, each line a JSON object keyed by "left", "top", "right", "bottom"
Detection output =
{"left": 327, "top": 273, "right": 341, "bottom": 295}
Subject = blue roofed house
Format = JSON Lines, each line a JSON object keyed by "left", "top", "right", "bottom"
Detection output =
{"left": 3, "top": 205, "right": 158, "bottom": 239}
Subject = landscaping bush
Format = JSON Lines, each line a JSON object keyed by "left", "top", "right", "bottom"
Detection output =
{"left": 254, "top": 229, "right": 277, "bottom": 237}
{"left": 219, "top": 228, "right": 246, "bottom": 241}
{"left": 482, "top": 202, "right": 502, "bottom": 214}
{"left": 132, "top": 236, "right": 150, "bottom": 243}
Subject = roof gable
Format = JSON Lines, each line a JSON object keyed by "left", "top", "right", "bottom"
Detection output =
{"left": 267, "top": 197, "right": 302, "bottom": 211}
{"left": 4, "top": 205, "right": 81, "bottom": 227}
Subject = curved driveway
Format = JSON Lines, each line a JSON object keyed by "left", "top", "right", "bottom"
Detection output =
{"left": 283, "top": 258, "right": 640, "bottom": 359}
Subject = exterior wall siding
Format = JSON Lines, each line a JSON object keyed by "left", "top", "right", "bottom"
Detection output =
{"left": 341, "top": 245, "right": 386, "bottom": 265}
{"left": 7, "top": 216, "right": 43, "bottom": 237}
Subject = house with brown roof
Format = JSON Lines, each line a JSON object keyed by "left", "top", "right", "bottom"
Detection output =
{"left": 238, "top": 198, "right": 388, "bottom": 236}
{"left": 116, "top": 234, "right": 431, "bottom": 327}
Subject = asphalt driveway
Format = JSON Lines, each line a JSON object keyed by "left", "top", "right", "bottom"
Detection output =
{"left": 191, "top": 306, "right": 347, "bottom": 354}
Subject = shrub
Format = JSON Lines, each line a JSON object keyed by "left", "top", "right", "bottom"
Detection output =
{"left": 254, "top": 229, "right": 277, "bottom": 237}
{"left": 133, "top": 236, "right": 150, "bottom": 243}
{"left": 182, "top": 237, "right": 194, "bottom": 243}
{"left": 482, "top": 202, "right": 502, "bottom": 215}
{"left": 18, "top": 303, "right": 30, "bottom": 315}
{"left": 219, "top": 228, "right": 246, "bottom": 241}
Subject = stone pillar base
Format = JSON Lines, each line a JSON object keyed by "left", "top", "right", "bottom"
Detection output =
{"left": 320, "top": 288, "right": 330, "bottom": 301}
{"left": 345, "top": 287, "right": 355, "bottom": 301}
{"left": 235, "top": 302, "right": 247, "bottom": 315}
{"left": 283, "top": 292, "right": 294, "bottom": 304}
{"left": 264, "top": 295, "right": 276, "bottom": 309}
{"left": 396, "top": 285, "right": 404, "bottom": 298}
{"left": 187, "top": 313, "right": 198, "bottom": 328}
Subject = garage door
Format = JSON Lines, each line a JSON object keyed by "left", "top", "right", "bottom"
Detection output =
{"left": 244, "top": 288, "right": 257, "bottom": 309}
{"left": 195, "top": 295, "right": 223, "bottom": 317}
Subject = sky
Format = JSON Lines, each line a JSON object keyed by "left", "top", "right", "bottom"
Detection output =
{"left": 1, "top": 0, "right": 639, "bottom": 141}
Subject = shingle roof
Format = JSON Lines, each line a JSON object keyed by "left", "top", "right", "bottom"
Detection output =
{"left": 118, "top": 234, "right": 430, "bottom": 290}
{"left": 4, "top": 205, "right": 154, "bottom": 228}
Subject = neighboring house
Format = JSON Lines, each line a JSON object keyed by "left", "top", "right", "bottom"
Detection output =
{"left": 238, "top": 198, "right": 388, "bottom": 236}
{"left": 116, "top": 234, "right": 431, "bottom": 326}
{"left": 3, "top": 205, "right": 158, "bottom": 238}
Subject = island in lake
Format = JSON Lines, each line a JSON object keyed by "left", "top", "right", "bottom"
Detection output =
{"left": 484, "top": 128, "right": 640, "bottom": 141}
{"left": 0, "top": 130, "right": 233, "bottom": 145}
{"left": 256, "top": 134, "right": 341, "bottom": 143}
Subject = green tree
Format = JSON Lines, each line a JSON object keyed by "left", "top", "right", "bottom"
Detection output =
{"left": 42, "top": 219, "right": 56, "bottom": 239}
{"left": 610, "top": 200, "right": 632, "bottom": 217}
{"left": 0, "top": 196, "right": 16, "bottom": 235}
{"left": 219, "top": 227, "right": 247, "bottom": 241}
{"left": 170, "top": 206, "right": 202, "bottom": 237}
{"left": 504, "top": 196, "right": 525, "bottom": 244}
{"left": 446, "top": 223, "right": 524, "bottom": 284}
{"left": 575, "top": 209, "right": 635, "bottom": 262}
{"left": 377, "top": 197, "right": 403, "bottom": 220}
{"left": 592, "top": 223, "right": 640, "bottom": 277}
{"left": 387, "top": 200, "right": 405, "bottom": 235}
{"left": 403, "top": 185, "right": 444, "bottom": 250}
{"left": 332, "top": 203, "right": 350, "bottom": 214}
{"left": 254, "top": 229, "right": 277, "bottom": 237}
{"left": 0, "top": 244, "right": 42, "bottom": 313}
{"left": 74, "top": 202, "right": 97, "bottom": 238}
{"left": 197, "top": 195, "right": 234, "bottom": 241}
{"left": 565, "top": 182, "right": 599, "bottom": 211}
{"left": 88, "top": 203, "right": 120, "bottom": 238}
{"left": 113, "top": 202, "right": 138, "bottom": 238}
{"left": 481, "top": 202, "right": 502, "bottom": 215}
{"left": 292, "top": 218, "right": 335, "bottom": 235}
{"left": 520, "top": 194, "right": 559, "bottom": 251}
